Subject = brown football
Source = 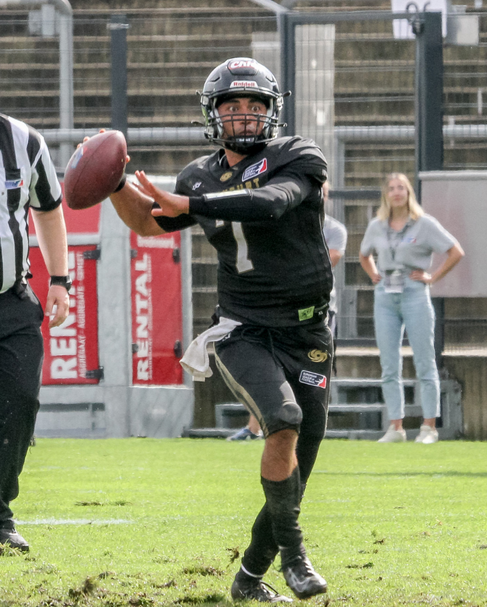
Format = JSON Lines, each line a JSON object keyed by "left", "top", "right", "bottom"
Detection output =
{"left": 64, "top": 130, "right": 127, "bottom": 210}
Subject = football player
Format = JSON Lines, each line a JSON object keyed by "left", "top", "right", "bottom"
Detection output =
{"left": 110, "top": 57, "right": 333, "bottom": 603}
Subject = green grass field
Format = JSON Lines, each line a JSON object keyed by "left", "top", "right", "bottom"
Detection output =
{"left": 1, "top": 438, "right": 487, "bottom": 606}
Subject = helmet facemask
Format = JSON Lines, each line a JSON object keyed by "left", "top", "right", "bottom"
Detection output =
{"left": 208, "top": 94, "right": 281, "bottom": 155}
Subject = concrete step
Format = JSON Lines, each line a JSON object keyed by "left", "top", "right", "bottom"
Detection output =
{"left": 215, "top": 399, "right": 424, "bottom": 417}
{"left": 70, "top": 1, "right": 269, "bottom": 12}
{"left": 1, "top": 0, "right": 271, "bottom": 14}
{"left": 184, "top": 428, "right": 236, "bottom": 439}
{"left": 210, "top": 375, "right": 462, "bottom": 440}
{"left": 185, "top": 427, "right": 438, "bottom": 441}
{"left": 325, "top": 429, "right": 383, "bottom": 440}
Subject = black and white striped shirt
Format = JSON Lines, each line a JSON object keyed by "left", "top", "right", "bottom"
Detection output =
{"left": 0, "top": 113, "right": 62, "bottom": 294}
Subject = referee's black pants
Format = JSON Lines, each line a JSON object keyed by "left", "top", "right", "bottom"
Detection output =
{"left": 0, "top": 286, "right": 44, "bottom": 525}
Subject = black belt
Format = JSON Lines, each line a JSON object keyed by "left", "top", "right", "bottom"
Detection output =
{"left": 0, "top": 281, "right": 28, "bottom": 299}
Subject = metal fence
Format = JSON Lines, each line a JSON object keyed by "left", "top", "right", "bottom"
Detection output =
{"left": 277, "top": 7, "right": 487, "bottom": 352}
{"left": 1, "top": 2, "right": 486, "bottom": 351}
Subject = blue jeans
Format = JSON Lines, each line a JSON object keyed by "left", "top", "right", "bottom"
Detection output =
{"left": 374, "top": 278, "right": 440, "bottom": 421}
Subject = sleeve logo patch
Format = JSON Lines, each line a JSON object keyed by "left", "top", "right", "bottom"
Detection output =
{"left": 242, "top": 158, "right": 267, "bottom": 182}
{"left": 5, "top": 179, "right": 24, "bottom": 189}
{"left": 299, "top": 370, "right": 327, "bottom": 389}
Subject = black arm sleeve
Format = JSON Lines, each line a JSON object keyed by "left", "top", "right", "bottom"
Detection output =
{"left": 188, "top": 167, "right": 316, "bottom": 222}
{"left": 151, "top": 201, "right": 198, "bottom": 232}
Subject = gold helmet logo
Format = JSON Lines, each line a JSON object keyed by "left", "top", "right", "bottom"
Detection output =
{"left": 220, "top": 171, "right": 233, "bottom": 182}
{"left": 308, "top": 349, "right": 328, "bottom": 363}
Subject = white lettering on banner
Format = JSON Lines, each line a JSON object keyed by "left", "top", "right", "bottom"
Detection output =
{"left": 51, "top": 357, "right": 77, "bottom": 379}
{"left": 136, "top": 294, "right": 149, "bottom": 314}
{"left": 50, "top": 338, "right": 77, "bottom": 356}
{"left": 50, "top": 314, "right": 76, "bottom": 337}
{"left": 78, "top": 334, "right": 87, "bottom": 379}
{"left": 138, "top": 340, "right": 149, "bottom": 357}
{"left": 137, "top": 359, "right": 149, "bottom": 381}
{"left": 76, "top": 256, "right": 87, "bottom": 377}
{"left": 136, "top": 253, "right": 148, "bottom": 271}
{"left": 135, "top": 274, "right": 149, "bottom": 297}
{"left": 49, "top": 251, "right": 78, "bottom": 379}
{"left": 134, "top": 253, "right": 153, "bottom": 381}
{"left": 136, "top": 315, "right": 149, "bottom": 338}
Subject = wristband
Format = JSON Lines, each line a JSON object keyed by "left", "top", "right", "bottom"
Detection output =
{"left": 113, "top": 174, "right": 127, "bottom": 193}
{"left": 50, "top": 275, "right": 72, "bottom": 292}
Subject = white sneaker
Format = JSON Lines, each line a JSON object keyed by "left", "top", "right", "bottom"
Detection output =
{"left": 414, "top": 425, "right": 439, "bottom": 444}
{"left": 378, "top": 424, "right": 407, "bottom": 443}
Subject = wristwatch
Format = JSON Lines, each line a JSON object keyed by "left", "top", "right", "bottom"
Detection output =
{"left": 49, "top": 275, "right": 73, "bottom": 292}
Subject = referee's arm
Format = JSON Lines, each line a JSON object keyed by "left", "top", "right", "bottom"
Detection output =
{"left": 31, "top": 205, "right": 70, "bottom": 328}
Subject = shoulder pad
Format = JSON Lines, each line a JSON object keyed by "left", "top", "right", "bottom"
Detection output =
{"left": 267, "top": 136, "right": 327, "bottom": 183}
{"left": 176, "top": 151, "right": 215, "bottom": 194}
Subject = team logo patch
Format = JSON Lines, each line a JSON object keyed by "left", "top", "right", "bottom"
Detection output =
{"left": 192, "top": 181, "right": 202, "bottom": 191}
{"left": 231, "top": 81, "right": 258, "bottom": 88}
{"left": 299, "top": 370, "right": 327, "bottom": 389}
{"left": 242, "top": 158, "right": 267, "bottom": 182}
{"left": 220, "top": 171, "right": 233, "bottom": 182}
{"left": 308, "top": 349, "right": 328, "bottom": 363}
{"left": 5, "top": 179, "right": 24, "bottom": 189}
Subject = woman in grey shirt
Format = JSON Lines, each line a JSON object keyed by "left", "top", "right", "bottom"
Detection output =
{"left": 359, "top": 173, "right": 464, "bottom": 444}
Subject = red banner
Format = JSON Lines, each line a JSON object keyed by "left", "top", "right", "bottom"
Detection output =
{"left": 29, "top": 245, "right": 100, "bottom": 385}
{"left": 131, "top": 232, "right": 183, "bottom": 385}
{"left": 29, "top": 192, "right": 101, "bottom": 237}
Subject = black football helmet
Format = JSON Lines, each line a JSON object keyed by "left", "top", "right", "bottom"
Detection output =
{"left": 200, "top": 57, "right": 284, "bottom": 155}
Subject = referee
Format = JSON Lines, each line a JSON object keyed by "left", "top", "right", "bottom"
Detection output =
{"left": 0, "top": 113, "right": 70, "bottom": 551}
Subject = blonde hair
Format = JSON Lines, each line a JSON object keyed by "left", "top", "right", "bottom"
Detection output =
{"left": 377, "top": 173, "right": 424, "bottom": 221}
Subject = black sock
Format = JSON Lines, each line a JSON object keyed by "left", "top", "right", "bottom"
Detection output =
{"left": 260, "top": 467, "right": 303, "bottom": 564}
{"left": 241, "top": 479, "right": 309, "bottom": 577}
{"left": 241, "top": 503, "right": 279, "bottom": 577}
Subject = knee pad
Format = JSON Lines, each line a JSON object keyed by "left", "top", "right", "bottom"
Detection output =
{"left": 274, "top": 401, "right": 303, "bottom": 430}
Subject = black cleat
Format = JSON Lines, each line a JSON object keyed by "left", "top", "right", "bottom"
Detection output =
{"left": 231, "top": 572, "right": 292, "bottom": 603}
{"left": 0, "top": 525, "right": 29, "bottom": 552}
{"left": 282, "top": 556, "right": 327, "bottom": 599}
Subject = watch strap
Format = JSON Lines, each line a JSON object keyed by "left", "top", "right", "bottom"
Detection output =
{"left": 50, "top": 275, "right": 72, "bottom": 292}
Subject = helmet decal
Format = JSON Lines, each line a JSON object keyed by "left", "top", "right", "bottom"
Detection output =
{"left": 230, "top": 81, "right": 258, "bottom": 88}
{"left": 228, "top": 59, "right": 259, "bottom": 72}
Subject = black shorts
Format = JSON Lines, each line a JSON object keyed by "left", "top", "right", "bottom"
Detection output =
{"left": 214, "top": 322, "right": 333, "bottom": 439}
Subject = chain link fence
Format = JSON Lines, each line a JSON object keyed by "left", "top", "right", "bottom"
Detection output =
{"left": 1, "top": 1, "right": 486, "bottom": 351}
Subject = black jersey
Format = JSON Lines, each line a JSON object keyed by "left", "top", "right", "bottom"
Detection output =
{"left": 154, "top": 136, "right": 333, "bottom": 327}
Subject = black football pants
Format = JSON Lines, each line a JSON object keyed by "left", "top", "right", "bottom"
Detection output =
{"left": 0, "top": 286, "right": 44, "bottom": 524}
{"left": 215, "top": 321, "right": 332, "bottom": 575}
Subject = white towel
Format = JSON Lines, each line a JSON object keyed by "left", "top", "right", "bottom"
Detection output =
{"left": 180, "top": 317, "right": 241, "bottom": 381}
